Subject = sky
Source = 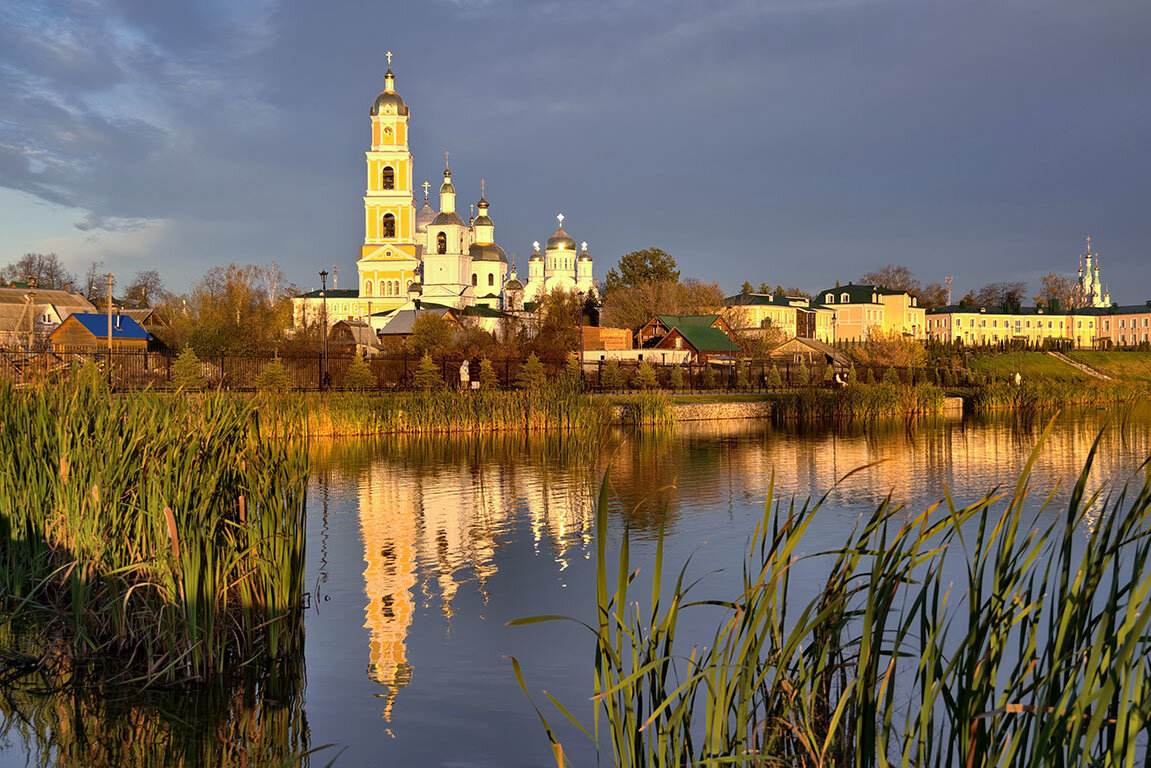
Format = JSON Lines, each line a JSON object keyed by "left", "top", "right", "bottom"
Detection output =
{"left": 1, "top": 0, "right": 1149, "bottom": 301}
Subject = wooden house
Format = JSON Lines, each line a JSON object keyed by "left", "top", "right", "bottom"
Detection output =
{"left": 48, "top": 313, "right": 151, "bottom": 353}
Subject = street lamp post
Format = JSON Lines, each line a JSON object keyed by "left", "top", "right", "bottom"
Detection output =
{"left": 577, "top": 290, "right": 584, "bottom": 390}
{"left": 319, "top": 270, "right": 329, "bottom": 390}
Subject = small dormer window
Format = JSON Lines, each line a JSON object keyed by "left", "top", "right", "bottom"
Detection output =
{"left": 825, "top": 293, "right": 833, "bottom": 303}
{"left": 840, "top": 293, "right": 849, "bottom": 303}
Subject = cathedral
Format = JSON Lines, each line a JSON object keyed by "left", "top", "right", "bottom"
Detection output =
{"left": 1078, "top": 236, "right": 1111, "bottom": 308}
{"left": 319, "top": 55, "right": 595, "bottom": 325}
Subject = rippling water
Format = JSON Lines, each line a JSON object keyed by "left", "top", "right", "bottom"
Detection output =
{"left": 3, "top": 407, "right": 1151, "bottom": 767}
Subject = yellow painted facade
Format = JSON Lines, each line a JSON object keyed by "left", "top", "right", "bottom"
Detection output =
{"left": 816, "top": 285, "right": 925, "bottom": 341}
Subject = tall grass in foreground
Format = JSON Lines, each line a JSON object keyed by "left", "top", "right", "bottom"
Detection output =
{"left": 0, "top": 366, "right": 308, "bottom": 685}
{"left": 511, "top": 420, "right": 1151, "bottom": 766}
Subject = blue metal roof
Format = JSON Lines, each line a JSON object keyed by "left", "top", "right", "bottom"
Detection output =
{"left": 66, "top": 313, "right": 151, "bottom": 340}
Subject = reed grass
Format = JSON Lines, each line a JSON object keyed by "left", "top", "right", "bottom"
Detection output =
{"left": 770, "top": 382, "right": 946, "bottom": 421}
{"left": 0, "top": 364, "right": 308, "bottom": 685}
{"left": 511, "top": 419, "right": 1151, "bottom": 766}
{"left": 258, "top": 385, "right": 618, "bottom": 438}
{"left": 971, "top": 379, "right": 1149, "bottom": 413}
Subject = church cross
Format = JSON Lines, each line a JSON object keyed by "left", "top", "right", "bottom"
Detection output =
{"left": 422, "top": 181, "right": 430, "bottom": 200}
{"left": 556, "top": 212, "right": 564, "bottom": 226}
{"left": 386, "top": 51, "right": 392, "bottom": 67}
{"left": 444, "top": 150, "right": 450, "bottom": 169}
{"left": 481, "top": 178, "right": 486, "bottom": 198}
{"left": 1086, "top": 235, "right": 1092, "bottom": 253}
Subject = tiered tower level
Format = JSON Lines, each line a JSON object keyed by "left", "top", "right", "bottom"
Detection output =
{"left": 359, "top": 56, "right": 421, "bottom": 313}
{"left": 1078, "top": 236, "right": 1111, "bottom": 309}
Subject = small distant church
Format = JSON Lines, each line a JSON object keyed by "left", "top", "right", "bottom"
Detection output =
{"left": 293, "top": 54, "right": 596, "bottom": 329}
{"left": 1078, "top": 236, "right": 1111, "bottom": 308}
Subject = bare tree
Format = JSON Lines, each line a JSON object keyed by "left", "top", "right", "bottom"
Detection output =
{"left": 1034, "top": 273, "right": 1086, "bottom": 310}
{"left": 974, "top": 281, "right": 1029, "bottom": 308}
{"left": 84, "top": 261, "right": 105, "bottom": 299}
{"left": 125, "top": 270, "right": 166, "bottom": 308}
{"left": 920, "top": 282, "right": 948, "bottom": 309}
{"left": 253, "top": 263, "right": 286, "bottom": 306}
{"left": 1, "top": 253, "right": 73, "bottom": 290}
{"left": 861, "top": 264, "right": 921, "bottom": 295}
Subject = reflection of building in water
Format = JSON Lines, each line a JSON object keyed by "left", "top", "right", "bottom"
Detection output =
{"left": 359, "top": 471, "right": 418, "bottom": 721}
{"left": 355, "top": 444, "right": 593, "bottom": 719}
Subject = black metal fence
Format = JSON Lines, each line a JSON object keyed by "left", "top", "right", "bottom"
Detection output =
{"left": 0, "top": 349, "right": 1000, "bottom": 393}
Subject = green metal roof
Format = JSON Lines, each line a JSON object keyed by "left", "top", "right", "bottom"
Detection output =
{"left": 655, "top": 314, "right": 720, "bottom": 329}
{"left": 671, "top": 325, "right": 740, "bottom": 353}
{"left": 813, "top": 283, "right": 910, "bottom": 304}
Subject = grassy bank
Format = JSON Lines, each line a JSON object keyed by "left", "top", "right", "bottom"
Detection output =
{"left": 0, "top": 368, "right": 308, "bottom": 685}
{"left": 1069, "top": 350, "right": 1151, "bottom": 382}
{"left": 968, "top": 350, "right": 1090, "bottom": 382}
{"left": 970, "top": 379, "right": 1148, "bottom": 412}
{"left": 513, "top": 425, "right": 1151, "bottom": 766}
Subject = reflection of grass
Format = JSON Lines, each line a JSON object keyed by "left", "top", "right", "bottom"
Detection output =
{"left": 969, "top": 351, "right": 1089, "bottom": 381}
{"left": 0, "top": 366, "right": 308, "bottom": 685}
{"left": 1069, "top": 350, "right": 1151, "bottom": 382}
{"left": 512, "top": 423, "right": 1151, "bottom": 766}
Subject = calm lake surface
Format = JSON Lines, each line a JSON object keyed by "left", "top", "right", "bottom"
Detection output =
{"left": 3, "top": 407, "right": 1151, "bottom": 766}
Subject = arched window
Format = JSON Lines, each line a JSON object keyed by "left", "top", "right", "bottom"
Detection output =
{"left": 471, "top": 274, "right": 478, "bottom": 287}
{"left": 382, "top": 213, "right": 395, "bottom": 238}
{"left": 488, "top": 273, "right": 494, "bottom": 287}
{"left": 382, "top": 166, "right": 395, "bottom": 190}
{"left": 436, "top": 232, "right": 447, "bottom": 254}
{"left": 365, "top": 280, "right": 373, "bottom": 296}
{"left": 392, "top": 280, "right": 399, "bottom": 295}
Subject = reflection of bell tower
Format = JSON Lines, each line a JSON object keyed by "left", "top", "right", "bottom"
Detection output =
{"left": 359, "top": 51, "right": 420, "bottom": 315}
{"left": 359, "top": 465, "right": 418, "bottom": 721}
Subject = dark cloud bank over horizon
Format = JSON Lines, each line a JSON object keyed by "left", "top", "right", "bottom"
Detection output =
{"left": 1, "top": 0, "right": 1149, "bottom": 300}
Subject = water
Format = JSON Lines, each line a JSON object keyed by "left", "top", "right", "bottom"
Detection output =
{"left": 2, "top": 408, "right": 1151, "bottom": 766}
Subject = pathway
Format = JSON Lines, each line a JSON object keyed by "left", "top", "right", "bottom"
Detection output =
{"left": 1046, "top": 351, "right": 1113, "bottom": 381}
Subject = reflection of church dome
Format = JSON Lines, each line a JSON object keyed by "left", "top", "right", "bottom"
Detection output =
{"left": 432, "top": 211, "right": 466, "bottom": 227}
{"left": 415, "top": 202, "right": 436, "bottom": 231}
{"left": 546, "top": 226, "right": 576, "bottom": 251}
{"left": 469, "top": 243, "right": 507, "bottom": 263}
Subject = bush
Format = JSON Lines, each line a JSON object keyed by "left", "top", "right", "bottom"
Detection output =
{"left": 863, "top": 366, "right": 875, "bottom": 385}
{"left": 343, "top": 355, "right": 376, "bottom": 391}
{"left": 479, "top": 357, "right": 499, "bottom": 389}
{"left": 881, "top": 366, "right": 898, "bottom": 385}
{"left": 414, "top": 353, "right": 443, "bottom": 391}
{"left": 823, "top": 364, "right": 835, "bottom": 384}
{"left": 172, "top": 348, "right": 206, "bottom": 391}
{"left": 516, "top": 353, "right": 547, "bottom": 391}
{"left": 796, "top": 360, "right": 810, "bottom": 386}
{"left": 256, "top": 358, "right": 292, "bottom": 393}
{"left": 563, "top": 357, "right": 583, "bottom": 388}
{"left": 601, "top": 361, "right": 624, "bottom": 390}
{"left": 634, "top": 362, "right": 658, "bottom": 390}
{"left": 670, "top": 365, "right": 684, "bottom": 390}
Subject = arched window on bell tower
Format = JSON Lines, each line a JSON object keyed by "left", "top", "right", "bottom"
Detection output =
{"left": 382, "top": 166, "right": 395, "bottom": 190}
{"left": 471, "top": 274, "right": 478, "bottom": 287}
{"left": 382, "top": 213, "right": 396, "bottom": 238}
{"left": 436, "top": 232, "right": 447, "bottom": 254}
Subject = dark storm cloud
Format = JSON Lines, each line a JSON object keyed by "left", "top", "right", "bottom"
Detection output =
{"left": 0, "top": 0, "right": 1149, "bottom": 296}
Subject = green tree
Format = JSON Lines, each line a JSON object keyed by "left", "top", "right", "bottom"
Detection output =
{"left": 669, "top": 365, "right": 684, "bottom": 390}
{"left": 767, "top": 365, "right": 782, "bottom": 388}
{"left": 633, "top": 361, "right": 658, "bottom": 390}
{"left": 601, "top": 361, "right": 624, "bottom": 390}
{"left": 516, "top": 353, "right": 547, "bottom": 391}
{"left": 796, "top": 359, "right": 809, "bottom": 385}
{"left": 602, "top": 248, "right": 679, "bottom": 296}
{"left": 406, "top": 312, "right": 456, "bottom": 357}
{"left": 172, "top": 348, "right": 206, "bottom": 391}
{"left": 736, "top": 361, "right": 750, "bottom": 390}
{"left": 563, "top": 357, "right": 583, "bottom": 387}
{"left": 758, "top": 282, "right": 771, "bottom": 294}
{"left": 823, "top": 364, "right": 835, "bottom": 384}
{"left": 256, "top": 358, "right": 292, "bottom": 393}
{"left": 414, "top": 352, "right": 443, "bottom": 391}
{"left": 882, "top": 366, "right": 898, "bottom": 385}
{"left": 479, "top": 357, "right": 499, "bottom": 389}
{"left": 863, "top": 366, "right": 876, "bottom": 385}
{"left": 740, "top": 281, "right": 753, "bottom": 294}
{"left": 343, "top": 355, "right": 376, "bottom": 391}
{"left": 773, "top": 285, "right": 787, "bottom": 297}
{"left": 701, "top": 364, "right": 717, "bottom": 389}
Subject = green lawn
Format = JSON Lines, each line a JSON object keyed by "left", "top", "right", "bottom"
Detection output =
{"left": 1067, "top": 350, "right": 1151, "bottom": 382}
{"left": 967, "top": 352, "right": 1089, "bottom": 382}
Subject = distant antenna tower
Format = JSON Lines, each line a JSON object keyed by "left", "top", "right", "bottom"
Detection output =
{"left": 333, "top": 265, "right": 339, "bottom": 290}
{"left": 945, "top": 276, "right": 953, "bottom": 305}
